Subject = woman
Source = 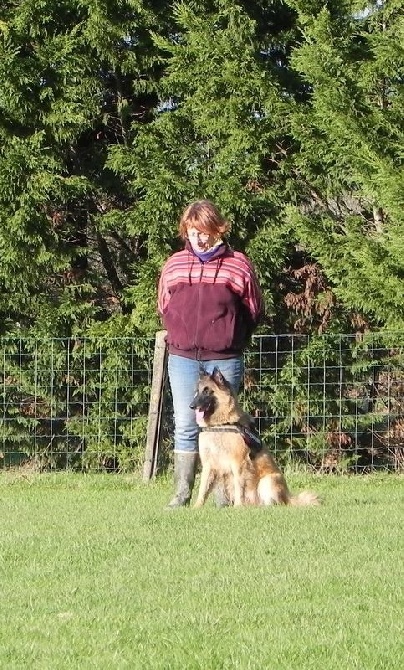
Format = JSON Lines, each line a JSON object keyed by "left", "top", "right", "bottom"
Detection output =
{"left": 158, "top": 200, "right": 264, "bottom": 507}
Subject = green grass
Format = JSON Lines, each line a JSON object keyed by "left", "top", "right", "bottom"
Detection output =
{"left": 0, "top": 471, "right": 403, "bottom": 670}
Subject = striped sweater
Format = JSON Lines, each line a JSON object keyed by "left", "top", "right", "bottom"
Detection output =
{"left": 158, "top": 242, "right": 263, "bottom": 360}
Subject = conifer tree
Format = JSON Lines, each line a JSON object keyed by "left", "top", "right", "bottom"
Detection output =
{"left": 285, "top": 0, "right": 404, "bottom": 330}
{"left": 1, "top": 1, "right": 402, "bottom": 337}
{"left": 108, "top": 0, "right": 303, "bottom": 333}
{"left": 1, "top": 1, "right": 402, "bottom": 469}
{"left": 0, "top": 0, "right": 171, "bottom": 337}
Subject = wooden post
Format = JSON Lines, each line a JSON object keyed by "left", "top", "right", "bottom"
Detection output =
{"left": 143, "top": 330, "right": 168, "bottom": 482}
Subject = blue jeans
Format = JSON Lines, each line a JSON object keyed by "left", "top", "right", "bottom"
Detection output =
{"left": 167, "top": 354, "right": 244, "bottom": 454}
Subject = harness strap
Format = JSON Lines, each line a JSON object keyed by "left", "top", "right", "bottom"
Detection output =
{"left": 200, "top": 423, "right": 263, "bottom": 458}
{"left": 200, "top": 426, "right": 241, "bottom": 433}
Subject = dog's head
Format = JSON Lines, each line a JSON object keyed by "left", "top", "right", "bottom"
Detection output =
{"left": 189, "top": 367, "right": 234, "bottom": 426}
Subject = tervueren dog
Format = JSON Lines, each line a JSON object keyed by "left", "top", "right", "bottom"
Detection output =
{"left": 190, "top": 367, "right": 320, "bottom": 508}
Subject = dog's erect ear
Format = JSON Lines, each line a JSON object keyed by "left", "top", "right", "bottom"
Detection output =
{"left": 211, "top": 366, "right": 227, "bottom": 387}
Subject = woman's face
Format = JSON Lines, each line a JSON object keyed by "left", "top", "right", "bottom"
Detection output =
{"left": 187, "top": 226, "right": 217, "bottom": 252}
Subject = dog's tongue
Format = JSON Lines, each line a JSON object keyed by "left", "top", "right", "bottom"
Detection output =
{"left": 195, "top": 409, "right": 205, "bottom": 424}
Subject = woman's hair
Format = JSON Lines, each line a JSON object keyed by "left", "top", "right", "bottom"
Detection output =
{"left": 178, "top": 200, "right": 231, "bottom": 240}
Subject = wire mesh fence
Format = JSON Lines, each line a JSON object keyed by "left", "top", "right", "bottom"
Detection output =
{"left": 1, "top": 332, "right": 403, "bottom": 473}
{"left": 243, "top": 332, "right": 404, "bottom": 472}
{"left": 0, "top": 337, "right": 154, "bottom": 471}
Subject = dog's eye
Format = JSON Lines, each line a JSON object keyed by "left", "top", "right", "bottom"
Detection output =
{"left": 202, "top": 386, "right": 211, "bottom": 395}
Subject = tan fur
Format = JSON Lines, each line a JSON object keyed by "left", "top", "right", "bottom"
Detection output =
{"left": 193, "top": 372, "right": 320, "bottom": 508}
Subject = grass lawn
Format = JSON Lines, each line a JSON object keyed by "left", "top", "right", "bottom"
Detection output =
{"left": 0, "top": 471, "right": 403, "bottom": 669}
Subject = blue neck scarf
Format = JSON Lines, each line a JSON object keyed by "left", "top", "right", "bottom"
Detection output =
{"left": 190, "top": 241, "right": 225, "bottom": 262}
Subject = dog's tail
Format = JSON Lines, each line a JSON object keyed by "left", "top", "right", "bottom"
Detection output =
{"left": 289, "top": 490, "right": 321, "bottom": 506}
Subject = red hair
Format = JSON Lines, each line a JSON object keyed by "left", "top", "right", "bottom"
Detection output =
{"left": 178, "top": 200, "right": 230, "bottom": 240}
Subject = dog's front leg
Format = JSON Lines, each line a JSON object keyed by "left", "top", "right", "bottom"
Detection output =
{"left": 231, "top": 467, "right": 245, "bottom": 507}
{"left": 194, "top": 466, "right": 214, "bottom": 508}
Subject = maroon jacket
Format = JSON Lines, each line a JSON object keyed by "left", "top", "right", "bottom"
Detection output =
{"left": 158, "top": 242, "right": 263, "bottom": 360}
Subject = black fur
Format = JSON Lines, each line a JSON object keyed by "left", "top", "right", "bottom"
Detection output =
{"left": 189, "top": 385, "right": 217, "bottom": 417}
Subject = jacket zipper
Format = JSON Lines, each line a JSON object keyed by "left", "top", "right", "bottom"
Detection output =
{"left": 193, "top": 261, "right": 204, "bottom": 354}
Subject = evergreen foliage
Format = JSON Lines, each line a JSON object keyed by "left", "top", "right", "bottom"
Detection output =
{"left": 0, "top": 0, "right": 171, "bottom": 338}
{"left": 0, "top": 0, "right": 402, "bottom": 470}
{"left": 287, "top": 0, "right": 404, "bottom": 330}
{"left": 1, "top": 0, "right": 401, "bottom": 337}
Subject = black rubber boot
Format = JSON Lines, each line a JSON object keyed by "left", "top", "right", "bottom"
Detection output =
{"left": 166, "top": 452, "right": 199, "bottom": 508}
{"left": 214, "top": 483, "right": 230, "bottom": 508}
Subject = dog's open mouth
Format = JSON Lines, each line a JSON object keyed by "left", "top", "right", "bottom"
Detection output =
{"left": 195, "top": 409, "right": 205, "bottom": 424}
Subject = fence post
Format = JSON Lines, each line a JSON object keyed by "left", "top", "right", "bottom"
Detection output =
{"left": 143, "top": 330, "right": 168, "bottom": 481}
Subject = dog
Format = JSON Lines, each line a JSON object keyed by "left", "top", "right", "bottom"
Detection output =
{"left": 190, "top": 367, "right": 320, "bottom": 508}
